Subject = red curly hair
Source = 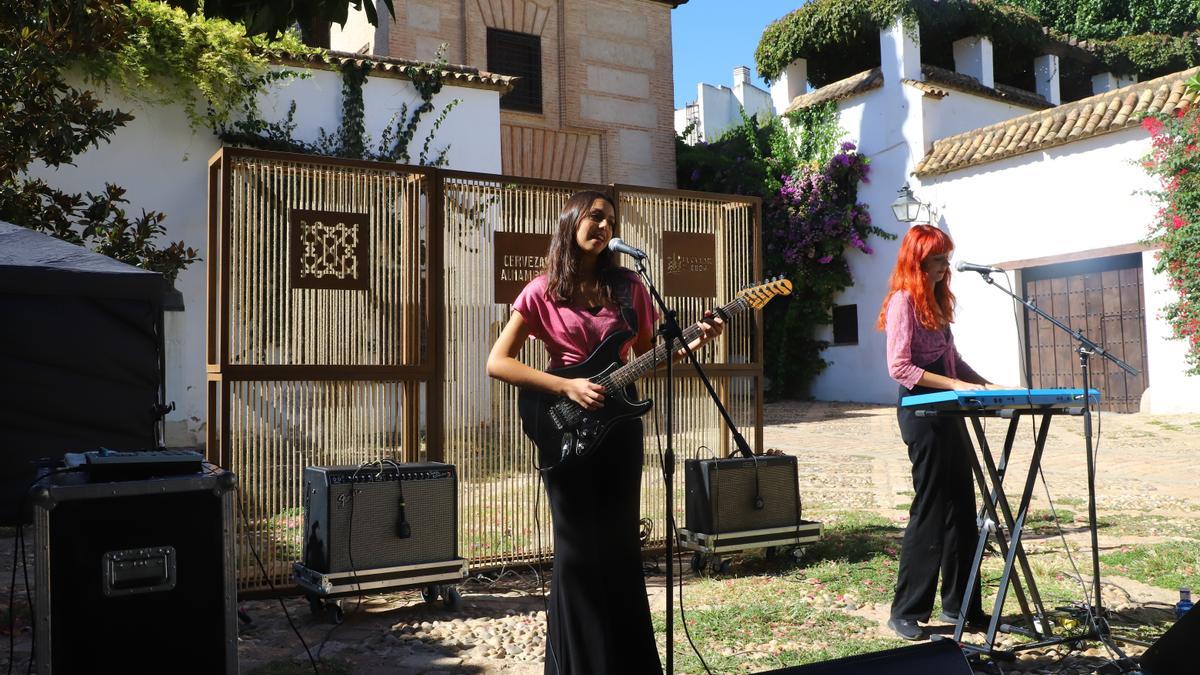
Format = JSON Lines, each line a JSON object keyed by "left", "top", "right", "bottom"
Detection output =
{"left": 877, "top": 225, "right": 956, "bottom": 331}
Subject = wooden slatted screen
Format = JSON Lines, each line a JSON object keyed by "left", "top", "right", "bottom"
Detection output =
{"left": 209, "top": 149, "right": 764, "bottom": 590}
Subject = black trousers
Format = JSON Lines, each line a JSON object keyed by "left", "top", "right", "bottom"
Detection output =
{"left": 890, "top": 384, "right": 983, "bottom": 622}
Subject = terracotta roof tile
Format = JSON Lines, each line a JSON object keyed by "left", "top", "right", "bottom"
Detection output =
{"left": 786, "top": 64, "right": 1051, "bottom": 113}
{"left": 275, "top": 50, "right": 516, "bottom": 92}
{"left": 903, "top": 79, "right": 949, "bottom": 98}
{"left": 922, "top": 64, "right": 1052, "bottom": 110}
{"left": 784, "top": 67, "right": 883, "bottom": 112}
{"left": 915, "top": 67, "right": 1200, "bottom": 177}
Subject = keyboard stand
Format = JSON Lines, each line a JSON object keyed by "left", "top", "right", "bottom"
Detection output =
{"left": 917, "top": 407, "right": 1085, "bottom": 662}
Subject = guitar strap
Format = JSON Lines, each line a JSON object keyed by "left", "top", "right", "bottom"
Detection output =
{"left": 610, "top": 270, "right": 639, "bottom": 335}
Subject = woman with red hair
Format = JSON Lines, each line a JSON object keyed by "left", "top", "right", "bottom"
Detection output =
{"left": 878, "top": 224, "right": 1001, "bottom": 641}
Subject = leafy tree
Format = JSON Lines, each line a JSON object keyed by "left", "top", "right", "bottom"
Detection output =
{"left": 1003, "top": 0, "right": 1200, "bottom": 41}
{"left": 0, "top": 0, "right": 198, "bottom": 283}
{"left": 169, "top": 0, "right": 396, "bottom": 47}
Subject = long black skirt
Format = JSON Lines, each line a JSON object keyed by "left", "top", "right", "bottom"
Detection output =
{"left": 539, "top": 418, "right": 662, "bottom": 674}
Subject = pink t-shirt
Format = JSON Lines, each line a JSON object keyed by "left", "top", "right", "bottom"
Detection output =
{"left": 512, "top": 270, "right": 657, "bottom": 369}
{"left": 884, "top": 290, "right": 983, "bottom": 389}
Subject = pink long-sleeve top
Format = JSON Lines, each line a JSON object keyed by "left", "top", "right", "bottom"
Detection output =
{"left": 884, "top": 290, "right": 984, "bottom": 390}
{"left": 512, "top": 270, "right": 657, "bottom": 370}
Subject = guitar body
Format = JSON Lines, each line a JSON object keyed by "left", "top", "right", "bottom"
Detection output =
{"left": 513, "top": 276, "right": 793, "bottom": 469}
{"left": 517, "top": 330, "right": 653, "bottom": 469}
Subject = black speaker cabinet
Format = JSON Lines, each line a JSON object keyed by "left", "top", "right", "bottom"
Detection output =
{"left": 30, "top": 469, "right": 237, "bottom": 675}
{"left": 685, "top": 454, "right": 801, "bottom": 534}
{"left": 1141, "top": 603, "right": 1200, "bottom": 674}
{"left": 302, "top": 462, "right": 457, "bottom": 573}
{"left": 763, "top": 639, "right": 973, "bottom": 674}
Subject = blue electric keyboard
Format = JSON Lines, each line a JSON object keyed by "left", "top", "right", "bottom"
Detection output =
{"left": 901, "top": 388, "right": 1101, "bottom": 411}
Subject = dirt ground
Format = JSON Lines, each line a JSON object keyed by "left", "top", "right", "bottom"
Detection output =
{"left": 3, "top": 400, "right": 1197, "bottom": 673}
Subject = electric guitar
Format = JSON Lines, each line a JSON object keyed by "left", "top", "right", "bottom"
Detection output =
{"left": 517, "top": 277, "right": 793, "bottom": 469}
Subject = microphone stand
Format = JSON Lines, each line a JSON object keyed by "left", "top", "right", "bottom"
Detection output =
{"left": 974, "top": 270, "right": 1138, "bottom": 657}
{"left": 633, "top": 257, "right": 757, "bottom": 674}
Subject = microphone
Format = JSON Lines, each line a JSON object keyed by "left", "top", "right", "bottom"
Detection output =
{"left": 396, "top": 483, "right": 412, "bottom": 539}
{"left": 607, "top": 237, "right": 648, "bottom": 261}
{"left": 955, "top": 261, "right": 1005, "bottom": 275}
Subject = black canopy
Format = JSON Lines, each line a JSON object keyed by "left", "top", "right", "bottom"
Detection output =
{"left": 0, "top": 221, "right": 164, "bottom": 523}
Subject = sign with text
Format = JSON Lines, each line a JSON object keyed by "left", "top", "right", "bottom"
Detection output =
{"left": 663, "top": 231, "right": 717, "bottom": 298}
{"left": 494, "top": 232, "right": 551, "bottom": 304}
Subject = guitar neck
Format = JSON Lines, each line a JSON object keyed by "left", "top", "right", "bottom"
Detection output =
{"left": 608, "top": 296, "right": 749, "bottom": 388}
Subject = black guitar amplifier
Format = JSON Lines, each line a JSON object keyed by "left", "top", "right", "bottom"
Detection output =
{"left": 302, "top": 462, "right": 457, "bottom": 573}
{"left": 685, "top": 454, "right": 801, "bottom": 534}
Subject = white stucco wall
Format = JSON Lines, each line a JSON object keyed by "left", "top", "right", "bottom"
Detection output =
{"left": 921, "top": 89, "right": 1043, "bottom": 142}
{"left": 807, "top": 78, "right": 930, "bottom": 404}
{"left": 677, "top": 79, "right": 775, "bottom": 143}
{"left": 735, "top": 81, "right": 774, "bottom": 121}
{"left": 25, "top": 65, "right": 503, "bottom": 445}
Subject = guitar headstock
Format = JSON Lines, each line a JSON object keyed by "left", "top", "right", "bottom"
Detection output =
{"left": 736, "top": 276, "right": 793, "bottom": 309}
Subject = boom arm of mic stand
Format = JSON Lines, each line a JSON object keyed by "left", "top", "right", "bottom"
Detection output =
{"left": 980, "top": 273, "right": 1139, "bottom": 376}
{"left": 634, "top": 262, "right": 755, "bottom": 458}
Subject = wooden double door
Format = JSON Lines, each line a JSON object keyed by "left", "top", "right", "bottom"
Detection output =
{"left": 1023, "top": 253, "right": 1149, "bottom": 413}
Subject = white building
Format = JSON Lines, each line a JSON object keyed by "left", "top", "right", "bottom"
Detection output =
{"left": 27, "top": 54, "right": 512, "bottom": 445}
{"left": 773, "top": 20, "right": 1200, "bottom": 413}
{"left": 674, "top": 66, "right": 775, "bottom": 143}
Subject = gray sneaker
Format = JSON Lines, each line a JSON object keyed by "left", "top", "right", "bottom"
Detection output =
{"left": 887, "top": 617, "right": 926, "bottom": 641}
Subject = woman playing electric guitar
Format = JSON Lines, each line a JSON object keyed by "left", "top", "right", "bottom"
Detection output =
{"left": 485, "top": 190, "right": 722, "bottom": 674}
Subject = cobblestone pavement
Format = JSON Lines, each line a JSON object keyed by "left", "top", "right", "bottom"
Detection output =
{"left": 3, "top": 400, "right": 1197, "bottom": 673}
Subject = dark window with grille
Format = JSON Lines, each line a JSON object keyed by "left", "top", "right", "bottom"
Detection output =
{"left": 832, "top": 304, "right": 858, "bottom": 345}
{"left": 487, "top": 28, "right": 542, "bottom": 113}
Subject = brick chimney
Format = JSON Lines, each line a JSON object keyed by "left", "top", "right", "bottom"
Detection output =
{"left": 733, "top": 66, "right": 752, "bottom": 87}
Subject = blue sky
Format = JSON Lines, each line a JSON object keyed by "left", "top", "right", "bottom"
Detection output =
{"left": 671, "top": 0, "right": 807, "bottom": 109}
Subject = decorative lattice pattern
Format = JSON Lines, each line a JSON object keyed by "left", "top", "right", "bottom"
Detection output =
{"left": 291, "top": 209, "right": 369, "bottom": 289}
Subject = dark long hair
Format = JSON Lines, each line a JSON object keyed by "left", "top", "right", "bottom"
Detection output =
{"left": 542, "top": 190, "right": 620, "bottom": 303}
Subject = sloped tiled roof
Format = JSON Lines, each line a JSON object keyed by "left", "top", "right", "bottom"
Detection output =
{"left": 784, "top": 63, "right": 1051, "bottom": 113}
{"left": 278, "top": 50, "right": 516, "bottom": 92}
{"left": 784, "top": 67, "right": 883, "bottom": 112}
{"left": 915, "top": 67, "right": 1200, "bottom": 177}
{"left": 921, "top": 65, "right": 1051, "bottom": 110}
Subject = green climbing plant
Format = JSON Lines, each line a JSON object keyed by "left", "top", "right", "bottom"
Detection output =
{"left": 756, "top": 0, "right": 1200, "bottom": 95}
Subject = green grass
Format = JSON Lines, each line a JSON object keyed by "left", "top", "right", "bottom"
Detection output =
{"left": 1096, "top": 514, "right": 1200, "bottom": 539}
{"left": 1100, "top": 541, "right": 1200, "bottom": 591}
{"left": 1147, "top": 419, "right": 1183, "bottom": 432}
{"left": 654, "top": 512, "right": 907, "bottom": 672}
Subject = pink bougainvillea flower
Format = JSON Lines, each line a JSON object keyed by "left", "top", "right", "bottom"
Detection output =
{"left": 1142, "top": 116, "right": 1165, "bottom": 135}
